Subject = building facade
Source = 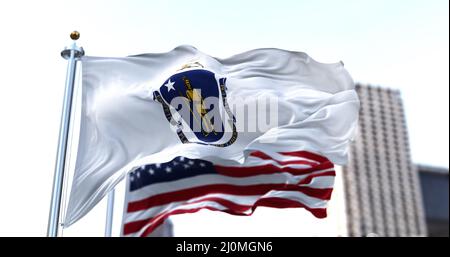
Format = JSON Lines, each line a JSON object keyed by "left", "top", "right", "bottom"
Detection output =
{"left": 342, "top": 84, "right": 427, "bottom": 237}
{"left": 417, "top": 165, "right": 449, "bottom": 237}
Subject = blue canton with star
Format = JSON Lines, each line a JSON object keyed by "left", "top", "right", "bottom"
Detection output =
{"left": 129, "top": 157, "right": 215, "bottom": 191}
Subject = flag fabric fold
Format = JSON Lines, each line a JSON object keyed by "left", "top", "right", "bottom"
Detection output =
{"left": 64, "top": 45, "right": 359, "bottom": 228}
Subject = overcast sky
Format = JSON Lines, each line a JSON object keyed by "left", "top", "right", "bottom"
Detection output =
{"left": 0, "top": 0, "right": 448, "bottom": 236}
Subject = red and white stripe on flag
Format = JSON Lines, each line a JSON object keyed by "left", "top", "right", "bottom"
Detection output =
{"left": 121, "top": 151, "right": 335, "bottom": 237}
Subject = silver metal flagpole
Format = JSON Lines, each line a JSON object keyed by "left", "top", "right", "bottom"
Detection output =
{"left": 47, "top": 31, "right": 84, "bottom": 237}
{"left": 104, "top": 190, "right": 115, "bottom": 237}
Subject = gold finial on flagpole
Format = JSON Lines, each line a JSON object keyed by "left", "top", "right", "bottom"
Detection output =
{"left": 70, "top": 31, "right": 80, "bottom": 40}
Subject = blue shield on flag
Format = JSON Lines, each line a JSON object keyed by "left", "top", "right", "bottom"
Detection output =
{"left": 153, "top": 68, "right": 237, "bottom": 147}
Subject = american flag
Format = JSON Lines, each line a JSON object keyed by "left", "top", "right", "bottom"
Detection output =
{"left": 121, "top": 151, "right": 336, "bottom": 237}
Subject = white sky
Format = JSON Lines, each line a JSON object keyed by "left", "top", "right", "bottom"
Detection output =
{"left": 0, "top": 0, "right": 448, "bottom": 236}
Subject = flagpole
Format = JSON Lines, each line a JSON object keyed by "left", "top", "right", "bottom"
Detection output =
{"left": 105, "top": 190, "right": 115, "bottom": 237}
{"left": 47, "top": 31, "right": 84, "bottom": 237}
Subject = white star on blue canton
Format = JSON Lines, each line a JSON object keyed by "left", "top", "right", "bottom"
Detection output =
{"left": 156, "top": 163, "right": 161, "bottom": 168}
{"left": 199, "top": 162, "right": 206, "bottom": 167}
{"left": 164, "top": 79, "right": 175, "bottom": 92}
{"left": 165, "top": 167, "right": 172, "bottom": 173}
{"left": 130, "top": 176, "right": 135, "bottom": 181}
{"left": 183, "top": 164, "right": 189, "bottom": 169}
{"left": 188, "top": 160, "right": 194, "bottom": 165}
{"left": 180, "top": 157, "right": 185, "bottom": 162}
{"left": 148, "top": 169, "right": 154, "bottom": 175}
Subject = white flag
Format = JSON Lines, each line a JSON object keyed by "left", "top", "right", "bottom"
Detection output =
{"left": 64, "top": 45, "right": 359, "bottom": 227}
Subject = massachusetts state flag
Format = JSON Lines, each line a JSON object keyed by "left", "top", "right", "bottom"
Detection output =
{"left": 123, "top": 151, "right": 335, "bottom": 237}
{"left": 64, "top": 45, "right": 359, "bottom": 228}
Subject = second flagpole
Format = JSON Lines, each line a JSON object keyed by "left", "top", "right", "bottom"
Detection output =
{"left": 105, "top": 190, "right": 115, "bottom": 236}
